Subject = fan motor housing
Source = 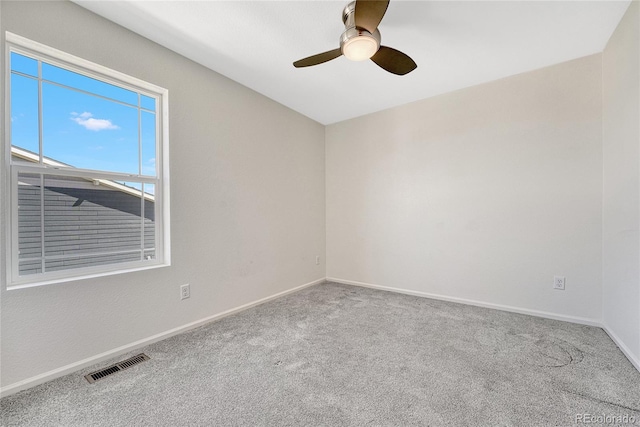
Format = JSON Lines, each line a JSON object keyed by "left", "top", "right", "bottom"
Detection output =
{"left": 342, "top": 1, "right": 357, "bottom": 27}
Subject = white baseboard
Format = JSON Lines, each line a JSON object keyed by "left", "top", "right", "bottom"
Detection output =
{"left": 326, "top": 277, "right": 602, "bottom": 327}
{"left": 602, "top": 324, "right": 640, "bottom": 373}
{"left": 0, "top": 277, "right": 325, "bottom": 398}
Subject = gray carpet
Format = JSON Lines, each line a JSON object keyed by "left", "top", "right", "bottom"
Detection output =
{"left": 2, "top": 282, "right": 639, "bottom": 426}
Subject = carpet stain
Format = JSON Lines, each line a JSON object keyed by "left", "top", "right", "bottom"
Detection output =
{"left": 530, "top": 338, "right": 584, "bottom": 368}
{"left": 284, "top": 361, "right": 307, "bottom": 371}
{"left": 563, "top": 389, "right": 640, "bottom": 413}
{"left": 327, "top": 309, "right": 342, "bottom": 319}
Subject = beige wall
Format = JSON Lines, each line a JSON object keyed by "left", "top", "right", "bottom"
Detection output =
{"left": 602, "top": 0, "right": 640, "bottom": 368}
{"left": 326, "top": 55, "right": 603, "bottom": 323}
{"left": 0, "top": 1, "right": 326, "bottom": 390}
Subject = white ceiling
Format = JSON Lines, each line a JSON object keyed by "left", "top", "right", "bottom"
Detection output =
{"left": 74, "top": 0, "right": 630, "bottom": 125}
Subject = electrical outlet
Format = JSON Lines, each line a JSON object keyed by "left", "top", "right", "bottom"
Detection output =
{"left": 316, "top": 256, "right": 320, "bottom": 265}
{"left": 180, "top": 284, "right": 190, "bottom": 300}
{"left": 553, "top": 276, "right": 565, "bottom": 290}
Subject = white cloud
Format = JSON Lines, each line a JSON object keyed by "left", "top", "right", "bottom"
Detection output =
{"left": 70, "top": 111, "right": 119, "bottom": 131}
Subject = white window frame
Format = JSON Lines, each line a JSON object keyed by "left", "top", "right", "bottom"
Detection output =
{"left": 4, "top": 32, "right": 170, "bottom": 289}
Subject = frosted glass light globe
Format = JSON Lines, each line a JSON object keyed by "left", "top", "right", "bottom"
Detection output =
{"left": 342, "top": 35, "right": 378, "bottom": 61}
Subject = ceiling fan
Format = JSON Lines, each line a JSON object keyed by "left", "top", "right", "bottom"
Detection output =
{"left": 293, "top": 0, "right": 417, "bottom": 76}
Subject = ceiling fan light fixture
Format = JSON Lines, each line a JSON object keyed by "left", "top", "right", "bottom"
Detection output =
{"left": 340, "top": 27, "right": 381, "bottom": 62}
{"left": 342, "top": 34, "right": 379, "bottom": 61}
{"left": 293, "top": 0, "right": 416, "bottom": 75}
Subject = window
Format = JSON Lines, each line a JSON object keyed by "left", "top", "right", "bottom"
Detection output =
{"left": 5, "top": 33, "right": 170, "bottom": 288}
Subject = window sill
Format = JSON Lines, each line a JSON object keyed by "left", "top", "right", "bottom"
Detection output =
{"left": 6, "top": 261, "right": 170, "bottom": 290}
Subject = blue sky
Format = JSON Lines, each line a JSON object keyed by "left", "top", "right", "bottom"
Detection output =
{"left": 10, "top": 52, "right": 157, "bottom": 179}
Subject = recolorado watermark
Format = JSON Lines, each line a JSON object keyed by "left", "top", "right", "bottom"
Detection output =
{"left": 576, "top": 413, "right": 637, "bottom": 424}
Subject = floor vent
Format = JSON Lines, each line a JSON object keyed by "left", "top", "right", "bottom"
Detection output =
{"left": 85, "top": 353, "right": 150, "bottom": 384}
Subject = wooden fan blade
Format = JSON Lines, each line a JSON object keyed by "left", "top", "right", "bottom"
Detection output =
{"left": 355, "top": 0, "right": 390, "bottom": 34}
{"left": 370, "top": 46, "right": 417, "bottom": 75}
{"left": 293, "top": 48, "right": 343, "bottom": 68}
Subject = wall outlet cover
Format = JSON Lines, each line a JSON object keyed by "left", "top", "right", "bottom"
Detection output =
{"left": 180, "top": 284, "right": 190, "bottom": 299}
